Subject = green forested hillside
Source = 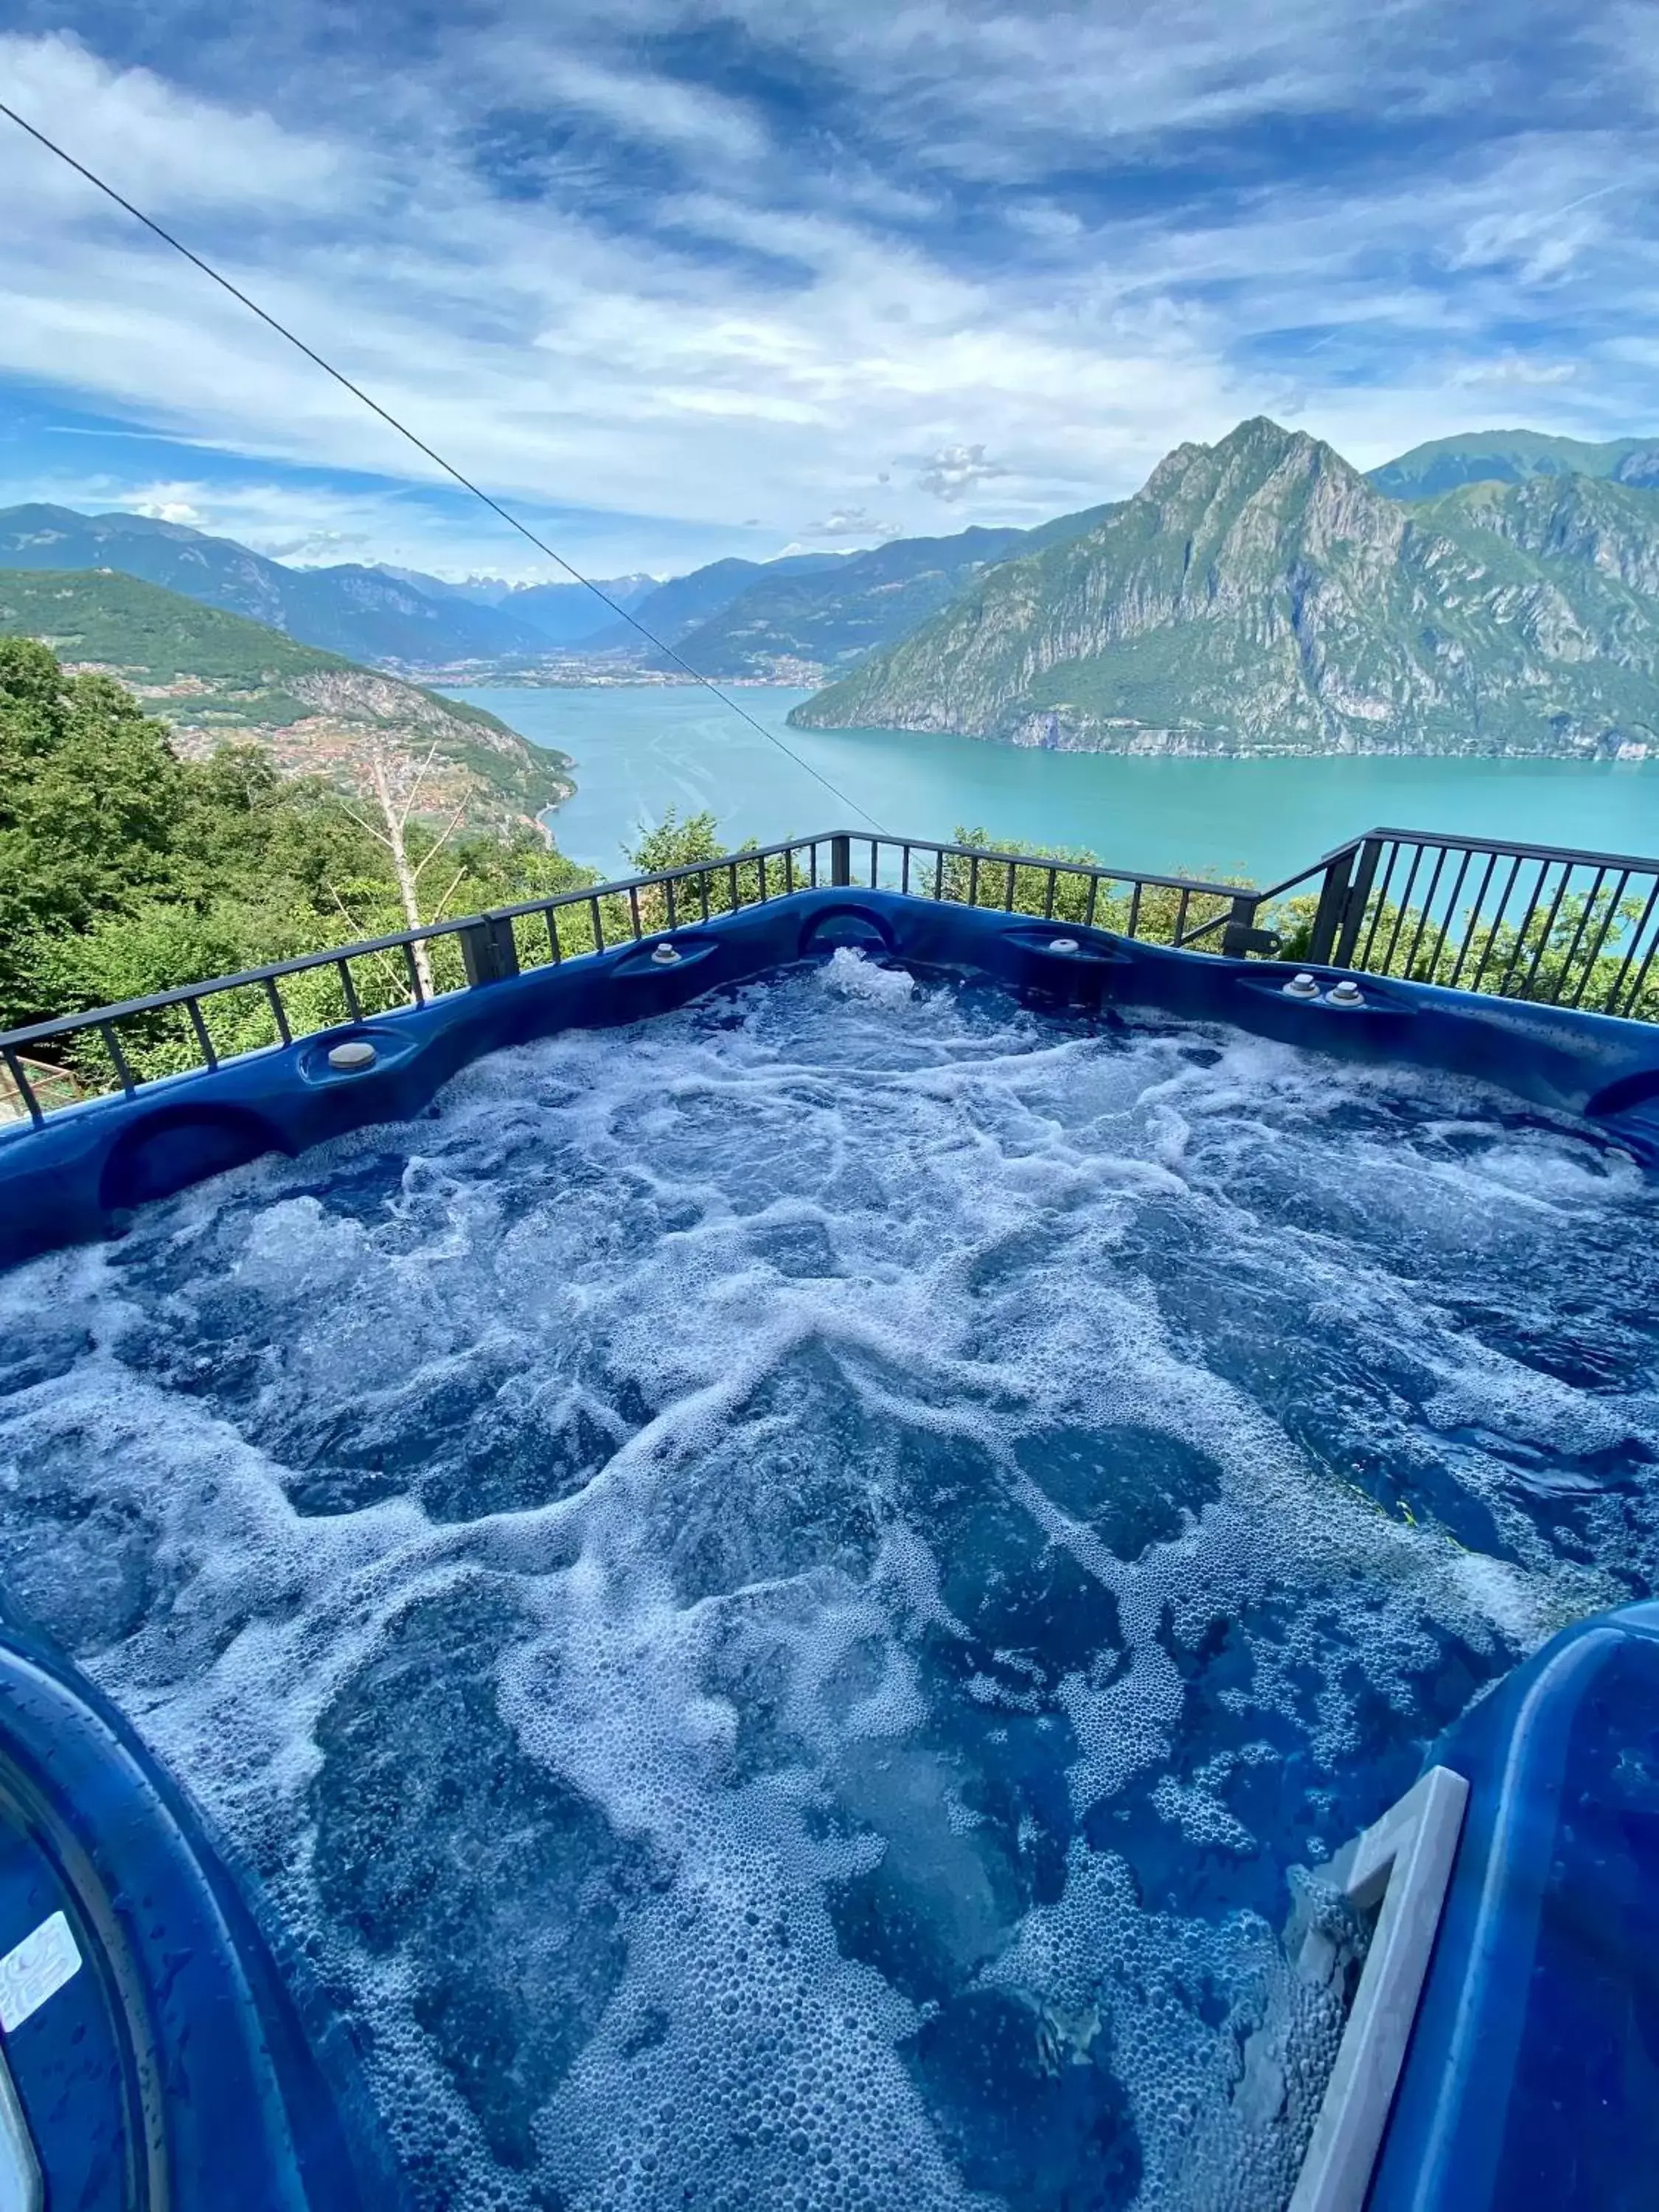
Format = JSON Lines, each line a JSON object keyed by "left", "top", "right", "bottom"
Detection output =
{"left": 793, "top": 418, "right": 1659, "bottom": 757}
{"left": 0, "top": 636, "right": 591, "bottom": 1055}
{"left": 1369, "top": 429, "right": 1659, "bottom": 498}
{"left": 0, "top": 564, "right": 346, "bottom": 700}
{"left": 0, "top": 569, "right": 574, "bottom": 832}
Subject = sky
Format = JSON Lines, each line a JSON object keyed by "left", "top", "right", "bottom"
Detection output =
{"left": 1, "top": 1, "right": 1656, "bottom": 582}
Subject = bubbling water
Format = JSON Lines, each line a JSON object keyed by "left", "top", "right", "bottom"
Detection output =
{"left": 1, "top": 947, "right": 1656, "bottom": 2212}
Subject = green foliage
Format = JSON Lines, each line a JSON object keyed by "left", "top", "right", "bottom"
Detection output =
{"left": 0, "top": 637, "right": 596, "bottom": 1093}
{"left": 627, "top": 809, "right": 728, "bottom": 877}
{"left": 937, "top": 827, "right": 1239, "bottom": 944}
{"left": 1270, "top": 880, "right": 1659, "bottom": 1020}
{"left": 1, "top": 640, "right": 197, "bottom": 1025}
{"left": 623, "top": 809, "right": 777, "bottom": 931}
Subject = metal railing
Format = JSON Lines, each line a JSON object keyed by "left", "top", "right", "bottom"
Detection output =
{"left": 1, "top": 824, "right": 1655, "bottom": 1133}
{"left": 1254, "top": 827, "right": 1659, "bottom": 1021}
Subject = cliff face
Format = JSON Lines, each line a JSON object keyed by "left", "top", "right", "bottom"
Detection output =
{"left": 790, "top": 419, "right": 1659, "bottom": 758}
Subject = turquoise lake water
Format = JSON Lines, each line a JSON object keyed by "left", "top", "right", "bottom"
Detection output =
{"left": 451, "top": 684, "right": 1659, "bottom": 884}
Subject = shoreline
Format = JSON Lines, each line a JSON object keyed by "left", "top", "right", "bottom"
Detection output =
{"left": 449, "top": 683, "right": 1659, "bottom": 884}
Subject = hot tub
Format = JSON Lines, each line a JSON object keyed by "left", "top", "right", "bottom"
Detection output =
{"left": 1, "top": 891, "right": 1656, "bottom": 2212}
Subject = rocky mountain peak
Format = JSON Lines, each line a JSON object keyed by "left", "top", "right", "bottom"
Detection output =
{"left": 1138, "top": 416, "right": 1326, "bottom": 494}
{"left": 792, "top": 418, "right": 1659, "bottom": 762}
{"left": 1132, "top": 417, "right": 1400, "bottom": 580}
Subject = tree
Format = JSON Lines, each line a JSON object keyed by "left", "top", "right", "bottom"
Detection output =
{"left": 333, "top": 739, "right": 468, "bottom": 998}
{"left": 0, "top": 638, "right": 599, "bottom": 1082}
{"left": 1, "top": 639, "right": 195, "bottom": 1028}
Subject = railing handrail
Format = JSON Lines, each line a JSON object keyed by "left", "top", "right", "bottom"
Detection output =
{"left": 1251, "top": 825, "right": 1659, "bottom": 912}
{"left": 0, "top": 831, "right": 1257, "bottom": 1057}
{"left": 1251, "top": 839, "right": 1366, "bottom": 907}
{"left": 4, "top": 819, "right": 1657, "bottom": 1125}
{"left": 0, "top": 835, "right": 826, "bottom": 1052}
{"left": 863, "top": 833, "right": 1254, "bottom": 898}
{"left": 1351, "top": 824, "right": 1659, "bottom": 873}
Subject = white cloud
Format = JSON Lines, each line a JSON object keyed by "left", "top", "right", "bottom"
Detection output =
{"left": 1444, "top": 197, "right": 1616, "bottom": 287}
{"left": 1452, "top": 355, "right": 1579, "bottom": 387}
{"left": 803, "top": 507, "right": 903, "bottom": 538}
{"left": 724, "top": 0, "right": 1481, "bottom": 184}
{"left": 916, "top": 442, "right": 1009, "bottom": 501}
{"left": 494, "top": 51, "right": 768, "bottom": 164}
{"left": 131, "top": 497, "right": 204, "bottom": 524}
{"left": 0, "top": 60, "right": 1235, "bottom": 543}
{"left": 0, "top": 12, "right": 1655, "bottom": 573}
{"left": 0, "top": 31, "right": 345, "bottom": 214}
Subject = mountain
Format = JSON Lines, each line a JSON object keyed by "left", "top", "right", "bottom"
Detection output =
{"left": 579, "top": 553, "right": 850, "bottom": 653}
{"left": 0, "top": 506, "right": 566, "bottom": 667}
{"left": 378, "top": 568, "right": 660, "bottom": 644}
{"left": 791, "top": 417, "right": 1659, "bottom": 759}
{"left": 0, "top": 498, "right": 1119, "bottom": 683}
{"left": 496, "top": 575, "right": 657, "bottom": 643}
{"left": 1370, "top": 430, "right": 1659, "bottom": 499}
{"left": 664, "top": 510, "right": 1119, "bottom": 681}
{"left": 0, "top": 568, "right": 572, "bottom": 832}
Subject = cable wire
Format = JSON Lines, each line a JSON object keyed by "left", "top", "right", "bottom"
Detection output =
{"left": 0, "top": 97, "right": 887, "bottom": 834}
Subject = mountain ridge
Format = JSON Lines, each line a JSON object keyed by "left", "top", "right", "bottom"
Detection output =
{"left": 0, "top": 504, "right": 576, "bottom": 667}
{"left": 1369, "top": 429, "right": 1659, "bottom": 499}
{"left": 371, "top": 566, "right": 660, "bottom": 644}
{"left": 790, "top": 417, "right": 1659, "bottom": 759}
{"left": 649, "top": 507, "right": 1121, "bottom": 681}
{"left": 579, "top": 553, "right": 852, "bottom": 655}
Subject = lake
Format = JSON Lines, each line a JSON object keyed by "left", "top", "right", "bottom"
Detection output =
{"left": 450, "top": 684, "right": 1659, "bottom": 886}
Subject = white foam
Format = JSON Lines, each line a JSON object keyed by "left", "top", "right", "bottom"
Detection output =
{"left": 818, "top": 944, "right": 919, "bottom": 1005}
{"left": 0, "top": 952, "right": 1653, "bottom": 2211}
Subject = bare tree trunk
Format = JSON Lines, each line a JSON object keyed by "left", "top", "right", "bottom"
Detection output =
{"left": 370, "top": 744, "right": 437, "bottom": 998}
{"left": 338, "top": 740, "right": 467, "bottom": 1003}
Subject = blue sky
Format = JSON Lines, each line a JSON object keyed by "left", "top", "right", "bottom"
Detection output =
{"left": 0, "top": 1, "right": 1655, "bottom": 580}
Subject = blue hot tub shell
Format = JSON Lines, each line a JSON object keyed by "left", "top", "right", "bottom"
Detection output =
{"left": 1370, "top": 1601, "right": 1659, "bottom": 2212}
{"left": 0, "top": 1613, "right": 409, "bottom": 2212}
{"left": 2, "top": 888, "right": 1659, "bottom": 2211}
{"left": 3, "top": 888, "right": 1659, "bottom": 1276}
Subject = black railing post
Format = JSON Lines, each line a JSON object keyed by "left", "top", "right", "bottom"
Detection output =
{"left": 460, "top": 916, "right": 520, "bottom": 987}
{"left": 1220, "top": 893, "right": 1280, "bottom": 959}
{"left": 492, "top": 917, "right": 521, "bottom": 981}
{"left": 1307, "top": 846, "right": 1357, "bottom": 965}
{"left": 830, "top": 833, "right": 852, "bottom": 888}
{"left": 1334, "top": 838, "right": 1385, "bottom": 970}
